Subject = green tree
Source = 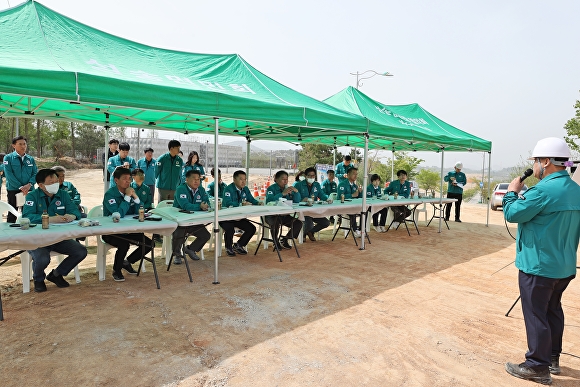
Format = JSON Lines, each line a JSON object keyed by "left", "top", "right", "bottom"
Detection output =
{"left": 75, "top": 124, "right": 105, "bottom": 159}
{"left": 386, "top": 152, "right": 424, "bottom": 181}
{"left": 564, "top": 96, "right": 580, "bottom": 152}
{"left": 416, "top": 169, "right": 440, "bottom": 193}
{"left": 298, "top": 144, "right": 342, "bottom": 170}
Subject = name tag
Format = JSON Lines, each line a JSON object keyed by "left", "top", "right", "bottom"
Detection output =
{"left": 57, "top": 206, "right": 65, "bottom": 210}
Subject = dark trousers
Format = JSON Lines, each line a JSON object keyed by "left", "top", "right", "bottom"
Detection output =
{"left": 304, "top": 216, "right": 330, "bottom": 234}
{"left": 102, "top": 233, "right": 153, "bottom": 273}
{"left": 372, "top": 208, "right": 388, "bottom": 226}
{"left": 7, "top": 189, "right": 20, "bottom": 223}
{"left": 220, "top": 219, "right": 256, "bottom": 248}
{"left": 348, "top": 214, "right": 360, "bottom": 231}
{"left": 266, "top": 215, "right": 303, "bottom": 240}
{"left": 519, "top": 270, "right": 575, "bottom": 369}
{"left": 172, "top": 225, "right": 210, "bottom": 255}
{"left": 28, "top": 239, "right": 88, "bottom": 281}
{"left": 445, "top": 192, "right": 463, "bottom": 220}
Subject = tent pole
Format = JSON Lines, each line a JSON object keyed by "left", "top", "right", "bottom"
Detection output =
{"left": 360, "top": 133, "right": 369, "bottom": 250}
{"left": 213, "top": 117, "right": 220, "bottom": 285}
{"left": 104, "top": 114, "right": 110, "bottom": 195}
{"left": 333, "top": 146, "right": 336, "bottom": 170}
{"left": 15, "top": 117, "right": 19, "bottom": 136}
{"left": 486, "top": 151, "right": 491, "bottom": 227}
{"left": 439, "top": 147, "right": 445, "bottom": 233}
{"left": 391, "top": 149, "right": 395, "bottom": 182}
{"left": 246, "top": 135, "right": 251, "bottom": 183}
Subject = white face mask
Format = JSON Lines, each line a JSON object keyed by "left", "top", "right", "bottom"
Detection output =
{"left": 45, "top": 182, "right": 60, "bottom": 194}
{"left": 299, "top": 175, "right": 306, "bottom": 181}
{"left": 307, "top": 178, "right": 315, "bottom": 184}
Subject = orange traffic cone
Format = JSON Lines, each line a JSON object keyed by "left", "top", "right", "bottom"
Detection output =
{"left": 266, "top": 176, "right": 271, "bottom": 188}
{"left": 253, "top": 183, "right": 259, "bottom": 197}
{"left": 260, "top": 185, "right": 266, "bottom": 196}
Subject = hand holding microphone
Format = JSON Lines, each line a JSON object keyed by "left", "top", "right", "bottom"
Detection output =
{"left": 507, "top": 168, "right": 533, "bottom": 194}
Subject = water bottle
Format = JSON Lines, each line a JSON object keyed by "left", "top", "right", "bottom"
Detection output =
{"left": 41, "top": 210, "right": 49, "bottom": 229}
{"left": 138, "top": 205, "right": 145, "bottom": 222}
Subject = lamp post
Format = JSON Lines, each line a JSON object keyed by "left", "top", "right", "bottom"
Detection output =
{"left": 350, "top": 70, "right": 393, "bottom": 89}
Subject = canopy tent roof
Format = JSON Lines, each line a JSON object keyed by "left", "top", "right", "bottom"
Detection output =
{"left": 0, "top": 1, "right": 374, "bottom": 142}
{"left": 323, "top": 87, "right": 492, "bottom": 152}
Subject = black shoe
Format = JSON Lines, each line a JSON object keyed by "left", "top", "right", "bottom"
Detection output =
{"left": 183, "top": 246, "right": 200, "bottom": 261}
{"left": 550, "top": 357, "right": 560, "bottom": 375}
{"left": 280, "top": 238, "right": 292, "bottom": 250}
{"left": 76, "top": 237, "right": 86, "bottom": 242}
{"left": 272, "top": 242, "right": 282, "bottom": 251}
{"left": 225, "top": 247, "right": 236, "bottom": 257}
{"left": 232, "top": 243, "right": 247, "bottom": 255}
{"left": 34, "top": 280, "right": 47, "bottom": 292}
{"left": 306, "top": 231, "right": 317, "bottom": 242}
{"left": 153, "top": 234, "right": 163, "bottom": 244}
{"left": 46, "top": 270, "right": 70, "bottom": 288}
{"left": 122, "top": 262, "right": 138, "bottom": 275}
{"left": 173, "top": 255, "right": 183, "bottom": 265}
{"left": 112, "top": 271, "right": 125, "bottom": 282}
{"left": 455, "top": 219, "right": 462, "bottom": 223}
{"left": 505, "top": 362, "right": 552, "bottom": 385}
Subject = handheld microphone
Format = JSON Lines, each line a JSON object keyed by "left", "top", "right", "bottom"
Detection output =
{"left": 520, "top": 168, "right": 533, "bottom": 182}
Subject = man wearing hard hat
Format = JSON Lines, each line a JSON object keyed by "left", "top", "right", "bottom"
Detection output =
{"left": 503, "top": 137, "right": 580, "bottom": 385}
{"left": 443, "top": 161, "right": 467, "bottom": 222}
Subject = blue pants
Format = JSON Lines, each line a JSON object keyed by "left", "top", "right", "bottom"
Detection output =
{"left": 28, "top": 239, "right": 88, "bottom": 281}
{"left": 519, "top": 270, "right": 575, "bottom": 369}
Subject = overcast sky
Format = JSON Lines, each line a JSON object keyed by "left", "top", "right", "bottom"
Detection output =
{"left": 5, "top": 0, "right": 580, "bottom": 170}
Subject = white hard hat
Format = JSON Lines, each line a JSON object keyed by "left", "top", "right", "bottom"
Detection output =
{"left": 455, "top": 161, "right": 463, "bottom": 169}
{"left": 530, "top": 137, "right": 571, "bottom": 159}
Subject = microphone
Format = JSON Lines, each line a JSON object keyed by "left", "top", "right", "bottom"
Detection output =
{"left": 520, "top": 168, "right": 533, "bottom": 182}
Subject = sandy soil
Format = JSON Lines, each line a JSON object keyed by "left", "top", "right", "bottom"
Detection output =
{"left": 1, "top": 169, "right": 579, "bottom": 387}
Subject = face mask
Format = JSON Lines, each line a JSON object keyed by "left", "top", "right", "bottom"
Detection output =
{"left": 299, "top": 175, "right": 306, "bottom": 181}
{"left": 45, "top": 182, "right": 60, "bottom": 194}
{"left": 307, "top": 178, "right": 315, "bottom": 184}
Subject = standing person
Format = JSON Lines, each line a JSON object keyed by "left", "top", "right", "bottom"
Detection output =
{"left": 137, "top": 147, "right": 156, "bottom": 200}
{"left": 131, "top": 169, "right": 153, "bottom": 211}
{"left": 182, "top": 151, "right": 206, "bottom": 185}
{"left": 444, "top": 161, "right": 467, "bottom": 222}
{"left": 102, "top": 167, "right": 153, "bottom": 282}
{"left": 337, "top": 167, "right": 363, "bottom": 238}
{"left": 265, "top": 170, "right": 303, "bottom": 250}
{"left": 171, "top": 170, "right": 211, "bottom": 264}
{"left": 22, "top": 169, "right": 87, "bottom": 292}
{"left": 367, "top": 174, "right": 387, "bottom": 232}
{"left": 3, "top": 136, "right": 38, "bottom": 223}
{"left": 295, "top": 167, "right": 331, "bottom": 241}
{"left": 207, "top": 168, "right": 227, "bottom": 198}
{"left": 155, "top": 140, "right": 183, "bottom": 203}
{"left": 503, "top": 137, "right": 580, "bottom": 385}
{"left": 0, "top": 153, "right": 5, "bottom": 201}
{"left": 335, "top": 155, "right": 354, "bottom": 184}
{"left": 385, "top": 169, "right": 412, "bottom": 229}
{"left": 103, "top": 139, "right": 119, "bottom": 184}
{"left": 107, "top": 142, "right": 137, "bottom": 188}
{"left": 322, "top": 170, "right": 338, "bottom": 196}
{"left": 221, "top": 170, "right": 260, "bottom": 256}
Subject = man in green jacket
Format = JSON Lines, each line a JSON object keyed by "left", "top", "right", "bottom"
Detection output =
{"left": 443, "top": 161, "right": 467, "bottom": 222}
{"left": 130, "top": 168, "right": 153, "bottom": 211}
{"left": 503, "top": 137, "right": 580, "bottom": 385}
{"left": 4, "top": 136, "right": 37, "bottom": 223}
{"left": 265, "top": 170, "right": 303, "bottom": 250}
{"left": 155, "top": 140, "right": 183, "bottom": 203}
{"left": 335, "top": 155, "right": 354, "bottom": 184}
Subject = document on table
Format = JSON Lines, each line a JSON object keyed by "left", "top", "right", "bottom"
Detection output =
{"left": 50, "top": 220, "right": 79, "bottom": 226}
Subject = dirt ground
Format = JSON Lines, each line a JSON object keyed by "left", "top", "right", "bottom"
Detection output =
{"left": 1, "top": 169, "right": 579, "bottom": 387}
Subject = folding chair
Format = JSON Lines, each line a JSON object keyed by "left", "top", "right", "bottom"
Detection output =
{"left": 386, "top": 205, "right": 420, "bottom": 236}
{"left": 332, "top": 213, "right": 371, "bottom": 247}
{"left": 254, "top": 215, "right": 300, "bottom": 262}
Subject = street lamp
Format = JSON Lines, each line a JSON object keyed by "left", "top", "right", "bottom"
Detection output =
{"left": 350, "top": 70, "right": 393, "bottom": 89}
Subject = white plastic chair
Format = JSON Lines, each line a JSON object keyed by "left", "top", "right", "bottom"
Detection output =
{"left": 0, "top": 200, "right": 20, "bottom": 220}
{"left": 20, "top": 250, "right": 81, "bottom": 293}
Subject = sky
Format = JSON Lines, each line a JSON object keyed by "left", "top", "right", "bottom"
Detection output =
{"left": 4, "top": 0, "right": 580, "bottom": 170}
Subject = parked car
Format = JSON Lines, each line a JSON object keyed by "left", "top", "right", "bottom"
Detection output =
{"left": 491, "top": 183, "right": 528, "bottom": 210}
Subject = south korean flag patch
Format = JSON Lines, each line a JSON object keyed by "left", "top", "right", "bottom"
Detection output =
{"left": 225, "top": 192, "right": 231, "bottom": 197}
{"left": 108, "top": 198, "right": 116, "bottom": 205}
{"left": 180, "top": 194, "right": 187, "bottom": 199}
{"left": 25, "top": 200, "right": 34, "bottom": 206}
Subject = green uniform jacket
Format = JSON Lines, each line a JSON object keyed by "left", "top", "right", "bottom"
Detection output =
{"left": 337, "top": 180, "right": 359, "bottom": 199}
{"left": 181, "top": 164, "right": 206, "bottom": 184}
{"left": 266, "top": 183, "right": 301, "bottom": 204}
{"left": 131, "top": 181, "right": 153, "bottom": 210}
{"left": 295, "top": 180, "right": 328, "bottom": 201}
{"left": 335, "top": 162, "right": 354, "bottom": 184}
{"left": 137, "top": 157, "right": 156, "bottom": 186}
{"left": 385, "top": 180, "right": 411, "bottom": 198}
{"left": 103, "top": 186, "right": 140, "bottom": 217}
{"left": 173, "top": 183, "right": 209, "bottom": 211}
{"left": 322, "top": 179, "right": 337, "bottom": 195}
{"left": 155, "top": 153, "right": 183, "bottom": 191}
{"left": 366, "top": 184, "right": 383, "bottom": 198}
{"left": 503, "top": 170, "right": 580, "bottom": 279}
{"left": 23, "top": 188, "right": 81, "bottom": 224}
{"left": 444, "top": 171, "right": 467, "bottom": 194}
{"left": 107, "top": 155, "right": 137, "bottom": 188}
{"left": 222, "top": 183, "right": 259, "bottom": 207}
{"left": 60, "top": 181, "right": 81, "bottom": 206}
{"left": 207, "top": 181, "right": 227, "bottom": 198}
{"left": 3, "top": 151, "right": 37, "bottom": 190}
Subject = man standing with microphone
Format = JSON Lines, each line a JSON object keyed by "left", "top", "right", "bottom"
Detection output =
{"left": 503, "top": 137, "right": 580, "bottom": 385}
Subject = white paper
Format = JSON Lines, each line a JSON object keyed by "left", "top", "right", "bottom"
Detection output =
{"left": 456, "top": 183, "right": 464, "bottom": 188}
{"left": 50, "top": 220, "right": 79, "bottom": 226}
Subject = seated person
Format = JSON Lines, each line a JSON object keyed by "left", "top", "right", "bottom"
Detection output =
{"left": 292, "top": 170, "right": 305, "bottom": 187}
{"left": 337, "top": 167, "right": 363, "bottom": 238}
{"left": 52, "top": 165, "right": 86, "bottom": 217}
{"left": 295, "top": 167, "right": 331, "bottom": 241}
{"left": 322, "top": 169, "right": 338, "bottom": 196}
{"left": 23, "top": 169, "right": 87, "bottom": 292}
{"left": 265, "top": 170, "right": 303, "bottom": 250}
{"left": 107, "top": 142, "right": 137, "bottom": 188}
{"left": 367, "top": 174, "right": 387, "bottom": 232}
{"left": 207, "top": 168, "right": 227, "bottom": 198}
{"left": 171, "top": 170, "right": 211, "bottom": 265}
{"left": 384, "top": 169, "right": 412, "bottom": 228}
{"left": 221, "top": 170, "right": 261, "bottom": 256}
{"left": 102, "top": 167, "right": 153, "bottom": 282}
{"left": 131, "top": 168, "right": 154, "bottom": 211}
